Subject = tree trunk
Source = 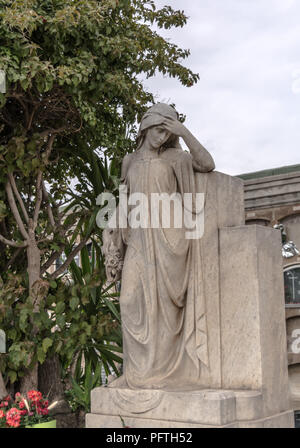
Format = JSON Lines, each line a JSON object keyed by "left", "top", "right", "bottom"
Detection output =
{"left": 20, "top": 238, "right": 40, "bottom": 394}
{"left": 20, "top": 366, "right": 38, "bottom": 395}
{"left": 38, "top": 355, "right": 65, "bottom": 403}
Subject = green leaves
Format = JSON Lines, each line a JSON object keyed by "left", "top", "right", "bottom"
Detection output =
{"left": 19, "top": 308, "right": 29, "bottom": 332}
{"left": 0, "top": 0, "right": 198, "bottom": 394}
{"left": 42, "top": 337, "right": 53, "bottom": 353}
{"left": 55, "top": 301, "right": 65, "bottom": 315}
{"left": 37, "top": 346, "right": 46, "bottom": 364}
{"left": 7, "top": 370, "right": 17, "bottom": 384}
{"left": 0, "top": 0, "right": 198, "bottom": 163}
{"left": 49, "top": 280, "right": 57, "bottom": 289}
{"left": 70, "top": 296, "right": 79, "bottom": 311}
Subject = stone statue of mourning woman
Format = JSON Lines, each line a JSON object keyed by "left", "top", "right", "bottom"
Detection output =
{"left": 91, "top": 103, "right": 293, "bottom": 428}
{"left": 102, "top": 103, "right": 215, "bottom": 390}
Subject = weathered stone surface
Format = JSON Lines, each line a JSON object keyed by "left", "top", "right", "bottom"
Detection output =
{"left": 242, "top": 171, "right": 300, "bottom": 209}
{"left": 86, "top": 386, "right": 294, "bottom": 428}
{"left": 91, "top": 387, "right": 237, "bottom": 426}
{"left": 234, "top": 391, "right": 263, "bottom": 421}
{"left": 220, "top": 225, "right": 291, "bottom": 416}
{"left": 193, "top": 171, "right": 244, "bottom": 388}
{"left": 86, "top": 411, "right": 294, "bottom": 428}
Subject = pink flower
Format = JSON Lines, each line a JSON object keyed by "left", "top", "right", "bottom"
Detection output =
{"left": 6, "top": 408, "right": 21, "bottom": 428}
{"left": 0, "top": 410, "right": 5, "bottom": 418}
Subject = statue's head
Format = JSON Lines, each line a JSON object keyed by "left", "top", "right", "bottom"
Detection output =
{"left": 137, "top": 103, "right": 180, "bottom": 151}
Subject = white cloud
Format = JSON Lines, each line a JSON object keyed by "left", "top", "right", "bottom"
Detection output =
{"left": 145, "top": 0, "right": 300, "bottom": 175}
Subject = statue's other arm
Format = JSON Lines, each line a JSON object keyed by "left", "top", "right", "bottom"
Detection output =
{"left": 163, "top": 118, "right": 215, "bottom": 173}
{"left": 101, "top": 154, "right": 133, "bottom": 283}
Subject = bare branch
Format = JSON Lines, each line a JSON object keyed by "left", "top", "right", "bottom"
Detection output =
{"left": 44, "top": 134, "right": 55, "bottom": 164}
{"left": 8, "top": 173, "right": 29, "bottom": 223}
{"left": 40, "top": 247, "right": 65, "bottom": 275}
{"left": 50, "top": 237, "right": 89, "bottom": 279}
{"left": 39, "top": 128, "right": 67, "bottom": 139}
{"left": 0, "top": 233, "right": 27, "bottom": 248}
{"left": 37, "top": 237, "right": 53, "bottom": 244}
{"left": 5, "top": 180, "right": 29, "bottom": 240}
{"left": 33, "top": 134, "right": 56, "bottom": 229}
{"left": 27, "top": 104, "right": 38, "bottom": 130}
{"left": 32, "top": 171, "right": 43, "bottom": 229}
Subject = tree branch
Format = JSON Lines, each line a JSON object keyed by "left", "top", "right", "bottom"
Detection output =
{"left": 40, "top": 247, "right": 65, "bottom": 275}
{"left": 40, "top": 211, "right": 83, "bottom": 275}
{"left": 27, "top": 104, "right": 38, "bottom": 131}
{"left": 33, "top": 134, "right": 55, "bottom": 229}
{"left": 8, "top": 173, "right": 29, "bottom": 224}
{"left": 0, "top": 233, "right": 27, "bottom": 248}
{"left": 5, "top": 180, "right": 29, "bottom": 240}
{"left": 37, "top": 237, "right": 53, "bottom": 244}
{"left": 44, "top": 134, "right": 55, "bottom": 164}
{"left": 33, "top": 171, "right": 43, "bottom": 229}
{"left": 50, "top": 237, "right": 89, "bottom": 279}
{"left": 42, "top": 180, "right": 55, "bottom": 227}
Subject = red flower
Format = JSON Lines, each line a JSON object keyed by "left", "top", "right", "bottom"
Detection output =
{"left": 27, "top": 390, "right": 42, "bottom": 404}
{"left": 0, "top": 410, "right": 5, "bottom": 419}
{"left": 4, "top": 395, "right": 11, "bottom": 402}
{"left": 6, "top": 408, "right": 21, "bottom": 428}
{"left": 18, "top": 401, "right": 25, "bottom": 409}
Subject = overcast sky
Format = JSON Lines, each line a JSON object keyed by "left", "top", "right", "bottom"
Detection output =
{"left": 145, "top": 0, "right": 300, "bottom": 175}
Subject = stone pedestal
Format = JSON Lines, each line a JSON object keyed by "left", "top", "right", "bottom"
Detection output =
{"left": 86, "top": 388, "right": 294, "bottom": 428}
{"left": 219, "top": 225, "right": 291, "bottom": 416}
{"left": 87, "top": 172, "right": 294, "bottom": 428}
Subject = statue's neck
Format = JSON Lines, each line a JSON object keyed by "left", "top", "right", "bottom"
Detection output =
{"left": 139, "top": 145, "right": 160, "bottom": 158}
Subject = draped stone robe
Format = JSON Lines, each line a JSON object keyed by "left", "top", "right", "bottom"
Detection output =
{"left": 112, "top": 147, "right": 210, "bottom": 390}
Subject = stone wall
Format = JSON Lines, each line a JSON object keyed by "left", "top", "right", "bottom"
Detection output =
{"left": 239, "top": 166, "right": 300, "bottom": 410}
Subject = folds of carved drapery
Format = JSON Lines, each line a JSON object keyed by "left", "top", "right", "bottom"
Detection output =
{"left": 102, "top": 150, "right": 212, "bottom": 387}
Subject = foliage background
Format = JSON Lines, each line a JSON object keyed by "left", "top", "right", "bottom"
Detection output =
{"left": 0, "top": 0, "right": 199, "bottom": 407}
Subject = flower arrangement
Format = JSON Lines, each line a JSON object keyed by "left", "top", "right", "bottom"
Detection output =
{"left": 0, "top": 391, "right": 56, "bottom": 428}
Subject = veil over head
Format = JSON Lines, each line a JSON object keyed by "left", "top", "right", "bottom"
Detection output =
{"left": 137, "top": 103, "right": 179, "bottom": 139}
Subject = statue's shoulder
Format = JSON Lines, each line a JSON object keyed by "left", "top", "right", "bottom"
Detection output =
{"left": 121, "top": 152, "right": 136, "bottom": 180}
{"left": 164, "top": 148, "right": 192, "bottom": 164}
{"left": 122, "top": 152, "right": 136, "bottom": 164}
